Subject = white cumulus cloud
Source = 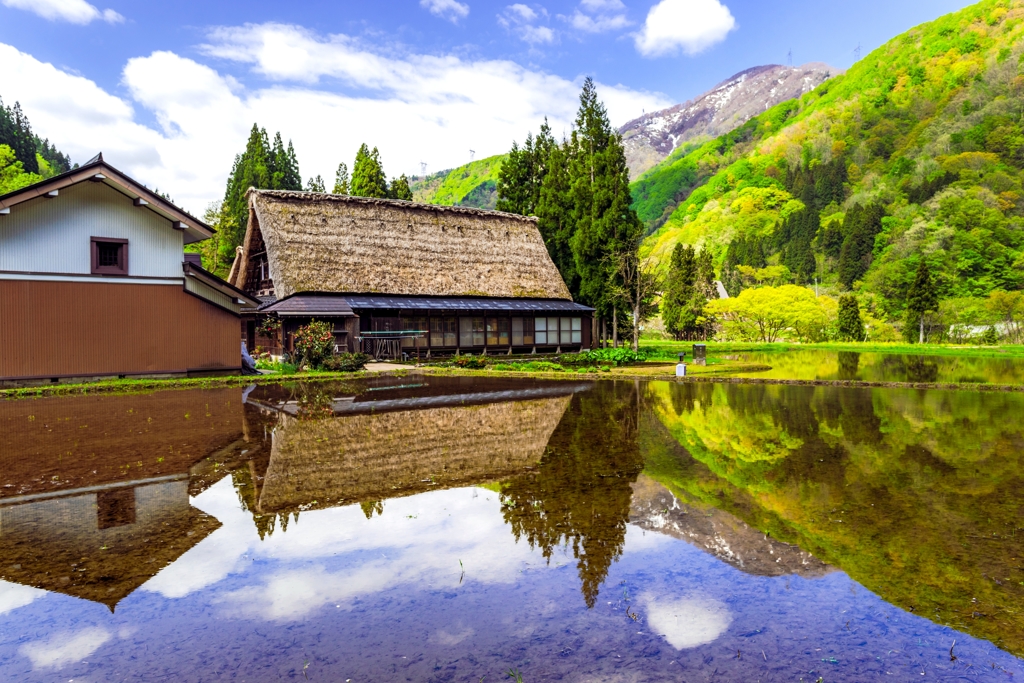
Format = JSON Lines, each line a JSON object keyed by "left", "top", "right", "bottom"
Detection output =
{"left": 635, "top": 0, "right": 736, "bottom": 57}
{"left": 420, "top": 0, "right": 470, "bottom": 22}
{"left": 19, "top": 627, "right": 112, "bottom": 670}
{"left": 566, "top": 0, "right": 629, "bottom": 33}
{"left": 1, "top": 0, "right": 123, "bottom": 24}
{"left": 0, "top": 24, "right": 670, "bottom": 213}
{"left": 499, "top": 4, "right": 556, "bottom": 44}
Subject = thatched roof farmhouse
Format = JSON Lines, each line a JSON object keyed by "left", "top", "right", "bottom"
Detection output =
{"left": 231, "top": 191, "right": 593, "bottom": 358}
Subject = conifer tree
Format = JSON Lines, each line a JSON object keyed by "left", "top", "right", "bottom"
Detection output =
{"left": 838, "top": 204, "right": 884, "bottom": 289}
{"left": 222, "top": 124, "right": 272, "bottom": 266}
{"left": 333, "top": 162, "right": 350, "bottom": 194}
{"left": 905, "top": 256, "right": 939, "bottom": 343}
{"left": 567, "top": 78, "right": 644, "bottom": 329}
{"left": 306, "top": 175, "right": 325, "bottom": 193}
{"left": 535, "top": 141, "right": 578, "bottom": 294}
{"left": 837, "top": 294, "right": 865, "bottom": 341}
{"left": 0, "top": 99, "right": 40, "bottom": 175}
{"left": 350, "top": 144, "right": 389, "bottom": 198}
{"left": 389, "top": 174, "right": 413, "bottom": 201}
{"left": 661, "top": 243, "right": 696, "bottom": 340}
{"left": 497, "top": 119, "right": 556, "bottom": 216}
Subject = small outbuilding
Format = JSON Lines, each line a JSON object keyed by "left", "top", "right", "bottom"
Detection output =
{"left": 0, "top": 154, "right": 259, "bottom": 384}
{"left": 231, "top": 190, "right": 593, "bottom": 358}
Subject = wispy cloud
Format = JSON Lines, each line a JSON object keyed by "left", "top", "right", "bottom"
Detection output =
{"left": 498, "top": 4, "right": 556, "bottom": 45}
{"left": 634, "top": 0, "right": 736, "bottom": 57}
{"left": 562, "top": 0, "right": 629, "bottom": 34}
{"left": 1, "top": 0, "right": 123, "bottom": 25}
{"left": 420, "top": 0, "right": 470, "bottom": 23}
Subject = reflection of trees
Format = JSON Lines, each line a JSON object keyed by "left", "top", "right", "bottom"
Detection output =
{"left": 499, "top": 382, "right": 645, "bottom": 608}
{"left": 837, "top": 351, "right": 860, "bottom": 380}
{"left": 647, "top": 381, "right": 1024, "bottom": 656}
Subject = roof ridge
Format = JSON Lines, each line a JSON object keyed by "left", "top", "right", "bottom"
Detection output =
{"left": 247, "top": 188, "right": 538, "bottom": 222}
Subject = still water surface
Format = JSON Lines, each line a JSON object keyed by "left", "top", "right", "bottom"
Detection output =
{"left": 0, "top": 377, "right": 1021, "bottom": 681}
{"left": 733, "top": 349, "right": 1024, "bottom": 384}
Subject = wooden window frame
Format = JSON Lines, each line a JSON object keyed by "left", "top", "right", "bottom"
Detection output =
{"left": 91, "top": 237, "right": 129, "bottom": 276}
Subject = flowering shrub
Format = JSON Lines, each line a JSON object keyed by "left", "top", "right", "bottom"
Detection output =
{"left": 294, "top": 320, "right": 336, "bottom": 369}
{"left": 256, "top": 316, "right": 281, "bottom": 338}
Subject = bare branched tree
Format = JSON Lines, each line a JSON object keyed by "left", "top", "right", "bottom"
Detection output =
{"left": 608, "top": 247, "right": 663, "bottom": 352}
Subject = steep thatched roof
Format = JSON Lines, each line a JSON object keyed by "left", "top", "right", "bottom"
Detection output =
{"left": 236, "top": 190, "right": 572, "bottom": 300}
{"left": 253, "top": 395, "right": 572, "bottom": 513}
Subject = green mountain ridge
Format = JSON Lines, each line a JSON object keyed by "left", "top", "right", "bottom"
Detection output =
{"left": 635, "top": 0, "right": 1024, "bottom": 320}
{"left": 409, "top": 154, "right": 505, "bottom": 210}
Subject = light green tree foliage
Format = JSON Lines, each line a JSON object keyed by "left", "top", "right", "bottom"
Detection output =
{"left": 333, "top": 162, "right": 349, "bottom": 194}
{"left": 350, "top": 144, "right": 389, "bottom": 198}
{"left": 0, "top": 144, "right": 41, "bottom": 194}
{"left": 389, "top": 174, "right": 413, "bottom": 201}
{"left": 708, "top": 284, "right": 837, "bottom": 342}
{"left": 985, "top": 289, "right": 1024, "bottom": 344}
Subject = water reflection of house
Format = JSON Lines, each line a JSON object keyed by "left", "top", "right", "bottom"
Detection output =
{"left": 240, "top": 380, "right": 589, "bottom": 515}
{"left": 0, "top": 388, "right": 249, "bottom": 609}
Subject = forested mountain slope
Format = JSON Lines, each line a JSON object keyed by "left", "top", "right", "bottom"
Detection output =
{"left": 409, "top": 154, "right": 504, "bottom": 210}
{"left": 638, "top": 0, "right": 1024, "bottom": 319}
{"left": 0, "top": 96, "right": 73, "bottom": 193}
{"left": 620, "top": 63, "right": 835, "bottom": 181}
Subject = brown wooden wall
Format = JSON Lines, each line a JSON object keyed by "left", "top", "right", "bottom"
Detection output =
{"left": 0, "top": 280, "right": 241, "bottom": 380}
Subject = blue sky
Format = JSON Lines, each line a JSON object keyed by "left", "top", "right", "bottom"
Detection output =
{"left": 0, "top": 0, "right": 976, "bottom": 210}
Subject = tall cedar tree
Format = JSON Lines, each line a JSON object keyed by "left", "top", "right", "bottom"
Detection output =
{"left": 837, "top": 294, "right": 865, "bottom": 341}
{"left": 536, "top": 141, "right": 578, "bottom": 294}
{"left": 350, "top": 144, "right": 389, "bottom": 198}
{"left": 221, "top": 124, "right": 302, "bottom": 268}
{"left": 567, "top": 78, "right": 644, "bottom": 319}
{"left": 389, "top": 174, "right": 413, "bottom": 201}
{"left": 496, "top": 119, "right": 555, "bottom": 215}
{"left": 662, "top": 243, "right": 696, "bottom": 340}
{"left": 904, "top": 257, "right": 939, "bottom": 343}
{"left": 333, "top": 162, "right": 350, "bottom": 194}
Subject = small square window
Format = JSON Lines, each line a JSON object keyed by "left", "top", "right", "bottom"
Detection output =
{"left": 91, "top": 237, "right": 128, "bottom": 275}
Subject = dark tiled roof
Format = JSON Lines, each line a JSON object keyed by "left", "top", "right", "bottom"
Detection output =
{"left": 343, "top": 294, "right": 594, "bottom": 312}
{"left": 261, "top": 294, "right": 355, "bottom": 316}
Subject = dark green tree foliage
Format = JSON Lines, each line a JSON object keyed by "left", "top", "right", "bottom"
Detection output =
{"left": 350, "top": 144, "right": 389, "bottom": 198}
{"left": 662, "top": 243, "right": 696, "bottom": 340}
{"left": 904, "top": 256, "right": 939, "bottom": 343}
{"left": 568, "top": 78, "right": 645, "bottom": 316}
{"left": 306, "top": 175, "right": 326, "bottom": 193}
{"left": 837, "top": 294, "right": 865, "bottom": 341}
{"left": 818, "top": 217, "right": 846, "bottom": 259}
{"left": 389, "top": 174, "right": 413, "bottom": 201}
{"left": 221, "top": 124, "right": 303, "bottom": 267}
{"left": 497, "top": 119, "right": 555, "bottom": 215}
{"left": 536, "top": 142, "right": 579, "bottom": 294}
{"left": 0, "top": 97, "right": 71, "bottom": 175}
{"left": 721, "top": 235, "right": 768, "bottom": 296}
{"left": 271, "top": 134, "right": 302, "bottom": 191}
{"left": 776, "top": 185, "right": 819, "bottom": 283}
{"left": 837, "top": 203, "right": 885, "bottom": 289}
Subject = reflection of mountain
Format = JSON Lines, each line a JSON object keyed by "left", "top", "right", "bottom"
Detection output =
{"left": 0, "top": 388, "right": 248, "bottom": 609}
{"left": 629, "top": 475, "right": 831, "bottom": 578}
{"left": 646, "top": 380, "right": 1024, "bottom": 657}
{"left": 500, "top": 381, "right": 645, "bottom": 608}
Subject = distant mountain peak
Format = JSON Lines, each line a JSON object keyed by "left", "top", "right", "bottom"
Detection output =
{"left": 620, "top": 62, "right": 838, "bottom": 180}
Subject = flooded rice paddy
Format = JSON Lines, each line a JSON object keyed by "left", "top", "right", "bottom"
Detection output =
{"left": 732, "top": 348, "right": 1024, "bottom": 385}
{"left": 0, "top": 375, "right": 1022, "bottom": 681}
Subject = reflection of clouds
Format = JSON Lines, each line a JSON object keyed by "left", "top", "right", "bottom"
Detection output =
{"left": 432, "top": 626, "right": 475, "bottom": 646}
{"left": 19, "top": 627, "right": 111, "bottom": 670}
{"left": 0, "top": 580, "right": 45, "bottom": 616}
{"left": 642, "top": 593, "right": 731, "bottom": 650}
{"left": 145, "top": 479, "right": 540, "bottom": 621}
